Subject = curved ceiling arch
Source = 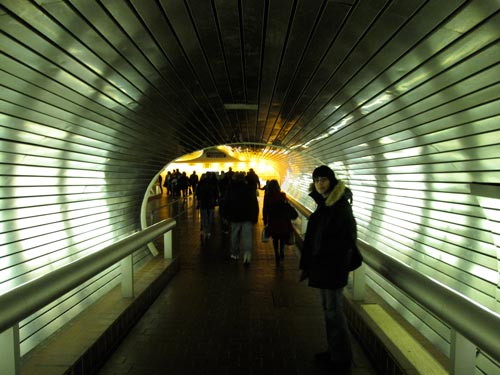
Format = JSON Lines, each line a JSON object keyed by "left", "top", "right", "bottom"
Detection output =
{"left": 1, "top": 0, "right": 499, "bottom": 363}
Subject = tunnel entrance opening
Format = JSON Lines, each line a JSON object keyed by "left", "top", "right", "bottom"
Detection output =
{"left": 162, "top": 144, "right": 282, "bottom": 182}
{"left": 139, "top": 143, "right": 291, "bottom": 255}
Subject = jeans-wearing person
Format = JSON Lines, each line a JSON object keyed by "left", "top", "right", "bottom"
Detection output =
{"left": 200, "top": 208, "right": 214, "bottom": 238}
{"left": 299, "top": 166, "right": 361, "bottom": 370}
{"left": 320, "top": 288, "right": 352, "bottom": 363}
{"left": 196, "top": 172, "right": 219, "bottom": 240}
{"left": 223, "top": 172, "right": 259, "bottom": 264}
{"left": 230, "top": 221, "right": 253, "bottom": 262}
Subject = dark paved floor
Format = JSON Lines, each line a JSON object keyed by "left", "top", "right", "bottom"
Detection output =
{"left": 96, "top": 194, "right": 378, "bottom": 375}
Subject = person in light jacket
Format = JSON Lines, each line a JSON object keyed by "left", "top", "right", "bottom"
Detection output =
{"left": 299, "top": 165, "right": 359, "bottom": 371}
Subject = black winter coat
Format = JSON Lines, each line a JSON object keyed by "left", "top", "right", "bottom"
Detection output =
{"left": 196, "top": 178, "right": 219, "bottom": 209}
{"left": 223, "top": 181, "right": 259, "bottom": 223}
{"left": 300, "top": 180, "right": 358, "bottom": 289}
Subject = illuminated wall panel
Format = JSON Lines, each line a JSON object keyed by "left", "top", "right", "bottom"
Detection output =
{"left": 0, "top": 1, "right": 499, "bottom": 372}
{"left": 274, "top": 4, "right": 500, "bottom": 365}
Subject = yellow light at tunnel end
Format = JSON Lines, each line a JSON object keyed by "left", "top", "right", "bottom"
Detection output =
{"left": 165, "top": 160, "right": 280, "bottom": 185}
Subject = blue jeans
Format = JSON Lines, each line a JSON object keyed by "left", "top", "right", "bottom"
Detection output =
{"left": 230, "top": 221, "right": 253, "bottom": 257}
{"left": 319, "top": 288, "right": 352, "bottom": 362}
{"left": 200, "top": 208, "right": 214, "bottom": 234}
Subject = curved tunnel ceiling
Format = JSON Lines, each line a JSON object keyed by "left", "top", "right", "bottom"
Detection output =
{"left": 3, "top": 0, "right": 498, "bottom": 165}
{"left": 1, "top": 0, "right": 500, "bottom": 358}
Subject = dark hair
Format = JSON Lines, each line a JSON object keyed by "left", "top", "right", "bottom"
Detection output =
{"left": 312, "top": 165, "right": 337, "bottom": 186}
{"left": 267, "top": 179, "right": 280, "bottom": 194}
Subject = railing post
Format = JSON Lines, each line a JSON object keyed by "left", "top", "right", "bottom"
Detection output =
{"left": 121, "top": 255, "right": 134, "bottom": 298}
{"left": 352, "top": 264, "right": 365, "bottom": 301}
{"left": 0, "top": 324, "right": 20, "bottom": 375}
{"left": 164, "top": 231, "right": 172, "bottom": 259}
{"left": 450, "top": 329, "right": 476, "bottom": 375}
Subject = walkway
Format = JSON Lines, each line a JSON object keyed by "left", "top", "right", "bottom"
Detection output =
{"left": 95, "top": 194, "right": 378, "bottom": 375}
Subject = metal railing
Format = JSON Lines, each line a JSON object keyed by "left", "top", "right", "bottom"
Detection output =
{"left": 0, "top": 218, "right": 176, "bottom": 375}
{"left": 359, "top": 241, "right": 500, "bottom": 368}
{"left": 284, "top": 195, "right": 500, "bottom": 373}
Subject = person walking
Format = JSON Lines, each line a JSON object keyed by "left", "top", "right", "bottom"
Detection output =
{"left": 217, "top": 171, "right": 231, "bottom": 234}
{"left": 262, "top": 180, "right": 292, "bottom": 266}
{"left": 158, "top": 174, "right": 163, "bottom": 194}
{"left": 163, "top": 171, "right": 172, "bottom": 195}
{"left": 299, "top": 165, "right": 361, "bottom": 371}
{"left": 223, "top": 172, "right": 259, "bottom": 265}
{"left": 196, "top": 172, "right": 220, "bottom": 241}
{"left": 179, "top": 171, "right": 189, "bottom": 199}
{"left": 189, "top": 170, "right": 199, "bottom": 196}
{"left": 245, "top": 168, "right": 261, "bottom": 192}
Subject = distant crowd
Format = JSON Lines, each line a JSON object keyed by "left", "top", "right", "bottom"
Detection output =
{"left": 159, "top": 167, "right": 262, "bottom": 256}
{"left": 159, "top": 167, "right": 261, "bottom": 199}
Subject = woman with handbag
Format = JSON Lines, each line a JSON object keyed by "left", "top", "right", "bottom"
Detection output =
{"left": 299, "top": 165, "right": 361, "bottom": 371}
{"left": 262, "top": 180, "right": 294, "bottom": 266}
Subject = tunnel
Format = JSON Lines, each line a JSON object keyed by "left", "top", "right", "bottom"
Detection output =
{"left": 1, "top": 1, "right": 499, "bottom": 374}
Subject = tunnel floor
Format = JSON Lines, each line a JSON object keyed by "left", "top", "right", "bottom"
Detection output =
{"left": 95, "top": 193, "right": 379, "bottom": 375}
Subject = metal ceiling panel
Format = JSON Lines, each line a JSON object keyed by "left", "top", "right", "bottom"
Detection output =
{"left": 265, "top": 0, "right": 352, "bottom": 143}
{"left": 1, "top": 1, "right": 499, "bottom": 368}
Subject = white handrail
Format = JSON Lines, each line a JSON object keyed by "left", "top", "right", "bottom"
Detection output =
{"left": 0, "top": 218, "right": 176, "bottom": 334}
{"left": 359, "top": 240, "right": 500, "bottom": 363}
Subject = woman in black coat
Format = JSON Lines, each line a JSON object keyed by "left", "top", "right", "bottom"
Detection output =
{"left": 263, "top": 180, "right": 292, "bottom": 265}
{"left": 299, "top": 165, "right": 359, "bottom": 371}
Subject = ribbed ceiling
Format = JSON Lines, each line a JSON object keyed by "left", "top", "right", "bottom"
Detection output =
{"left": 1, "top": 1, "right": 499, "bottom": 365}
{"left": 5, "top": 0, "right": 493, "bottom": 161}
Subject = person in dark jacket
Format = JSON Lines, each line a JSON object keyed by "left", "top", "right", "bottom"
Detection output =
{"left": 263, "top": 180, "right": 292, "bottom": 266}
{"left": 299, "top": 165, "right": 358, "bottom": 371}
{"left": 179, "top": 171, "right": 189, "bottom": 199}
{"left": 245, "top": 168, "right": 261, "bottom": 191}
{"left": 189, "top": 171, "right": 199, "bottom": 196}
{"left": 196, "top": 172, "right": 219, "bottom": 240}
{"left": 224, "top": 172, "right": 259, "bottom": 264}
